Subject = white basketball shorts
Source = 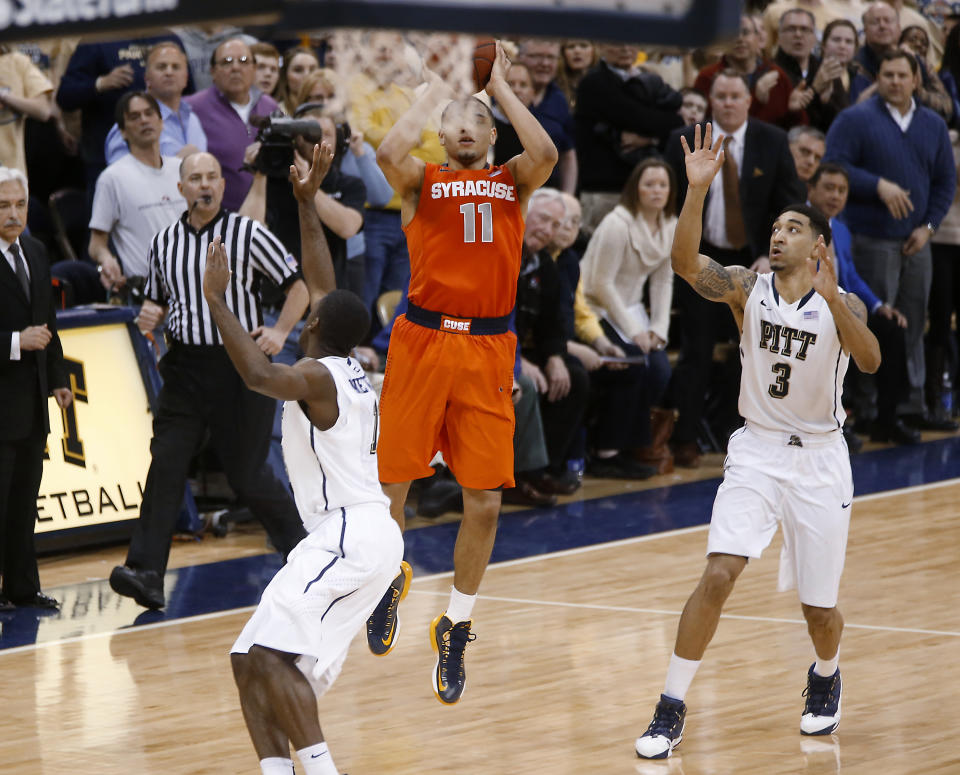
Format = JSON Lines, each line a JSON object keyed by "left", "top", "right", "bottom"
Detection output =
{"left": 707, "top": 424, "right": 854, "bottom": 608}
{"left": 231, "top": 502, "right": 404, "bottom": 697}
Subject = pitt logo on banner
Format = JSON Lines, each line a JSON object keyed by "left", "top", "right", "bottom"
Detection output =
{"left": 38, "top": 323, "right": 154, "bottom": 533}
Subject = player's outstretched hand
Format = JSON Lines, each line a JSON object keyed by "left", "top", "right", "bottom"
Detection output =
{"left": 808, "top": 235, "right": 840, "bottom": 303}
{"left": 203, "top": 236, "right": 231, "bottom": 301}
{"left": 486, "top": 40, "right": 510, "bottom": 97}
{"left": 290, "top": 142, "right": 334, "bottom": 202}
{"left": 680, "top": 123, "right": 725, "bottom": 191}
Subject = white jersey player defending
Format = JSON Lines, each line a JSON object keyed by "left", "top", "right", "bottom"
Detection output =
{"left": 635, "top": 125, "right": 881, "bottom": 759}
{"left": 202, "top": 143, "right": 404, "bottom": 775}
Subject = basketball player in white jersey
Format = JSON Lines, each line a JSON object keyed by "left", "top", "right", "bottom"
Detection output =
{"left": 202, "top": 143, "right": 404, "bottom": 775}
{"left": 635, "top": 125, "right": 881, "bottom": 759}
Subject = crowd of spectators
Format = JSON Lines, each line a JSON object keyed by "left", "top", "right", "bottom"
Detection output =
{"left": 4, "top": 0, "right": 960, "bottom": 515}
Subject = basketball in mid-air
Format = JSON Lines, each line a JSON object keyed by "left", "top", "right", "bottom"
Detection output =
{"left": 472, "top": 38, "right": 497, "bottom": 92}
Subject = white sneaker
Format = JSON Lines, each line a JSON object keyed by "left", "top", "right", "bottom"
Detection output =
{"left": 800, "top": 664, "right": 842, "bottom": 735}
{"left": 635, "top": 694, "right": 686, "bottom": 759}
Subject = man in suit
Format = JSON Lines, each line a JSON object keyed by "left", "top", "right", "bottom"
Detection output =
{"left": 665, "top": 69, "right": 805, "bottom": 466}
{"left": 0, "top": 167, "right": 72, "bottom": 610}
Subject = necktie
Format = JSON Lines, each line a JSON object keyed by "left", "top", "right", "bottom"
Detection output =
{"left": 722, "top": 136, "right": 748, "bottom": 251}
{"left": 9, "top": 243, "right": 30, "bottom": 301}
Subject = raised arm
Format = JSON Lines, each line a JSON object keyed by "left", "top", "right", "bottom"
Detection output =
{"left": 672, "top": 123, "right": 756, "bottom": 325}
{"left": 290, "top": 143, "right": 337, "bottom": 305}
{"left": 490, "top": 42, "right": 558, "bottom": 200}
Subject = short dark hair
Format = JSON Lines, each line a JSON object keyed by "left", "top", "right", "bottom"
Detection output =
{"left": 440, "top": 96, "right": 494, "bottom": 125}
{"left": 251, "top": 41, "right": 280, "bottom": 60}
{"left": 879, "top": 49, "right": 919, "bottom": 76}
{"left": 619, "top": 158, "right": 677, "bottom": 217}
{"left": 779, "top": 7, "right": 816, "bottom": 30}
{"left": 115, "top": 91, "right": 161, "bottom": 129}
{"left": 308, "top": 290, "right": 371, "bottom": 355}
{"left": 779, "top": 202, "right": 832, "bottom": 245}
{"left": 710, "top": 68, "right": 751, "bottom": 95}
{"left": 808, "top": 162, "right": 849, "bottom": 187}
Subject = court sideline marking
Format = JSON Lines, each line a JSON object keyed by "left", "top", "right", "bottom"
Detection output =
{"left": 1, "top": 476, "right": 957, "bottom": 657}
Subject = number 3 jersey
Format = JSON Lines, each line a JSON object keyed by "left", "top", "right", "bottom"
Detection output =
{"left": 739, "top": 273, "right": 850, "bottom": 435}
{"left": 404, "top": 162, "right": 525, "bottom": 318}
{"left": 281, "top": 356, "right": 389, "bottom": 534}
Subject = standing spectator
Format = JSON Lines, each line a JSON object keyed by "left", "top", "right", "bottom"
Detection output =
{"left": 172, "top": 24, "right": 256, "bottom": 90}
{"left": 185, "top": 38, "right": 278, "bottom": 212}
{"left": 0, "top": 167, "right": 72, "bottom": 611}
{"left": 556, "top": 39, "right": 596, "bottom": 109}
{"left": 679, "top": 87, "right": 708, "bottom": 125}
{"left": 276, "top": 46, "right": 320, "bottom": 115}
{"left": 56, "top": 32, "right": 188, "bottom": 192}
{"left": 0, "top": 47, "right": 53, "bottom": 173}
{"left": 580, "top": 159, "right": 679, "bottom": 473}
{"left": 665, "top": 71, "right": 805, "bottom": 466}
{"left": 251, "top": 42, "right": 280, "bottom": 97}
{"left": 575, "top": 42, "right": 683, "bottom": 231}
{"left": 104, "top": 43, "right": 207, "bottom": 165}
{"left": 694, "top": 14, "right": 809, "bottom": 129}
{"left": 789, "top": 125, "right": 827, "bottom": 182}
{"left": 516, "top": 39, "right": 577, "bottom": 193}
{"left": 824, "top": 50, "right": 957, "bottom": 430}
{"left": 89, "top": 92, "right": 187, "bottom": 295}
{"left": 109, "top": 152, "right": 308, "bottom": 610}
{"left": 805, "top": 18, "right": 861, "bottom": 131}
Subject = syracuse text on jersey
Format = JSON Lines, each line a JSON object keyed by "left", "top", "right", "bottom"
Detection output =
{"left": 430, "top": 179, "right": 517, "bottom": 201}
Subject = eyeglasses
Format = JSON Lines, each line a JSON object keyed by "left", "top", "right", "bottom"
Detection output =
{"left": 215, "top": 55, "right": 252, "bottom": 67}
{"left": 524, "top": 53, "right": 559, "bottom": 62}
{"left": 782, "top": 25, "right": 814, "bottom": 35}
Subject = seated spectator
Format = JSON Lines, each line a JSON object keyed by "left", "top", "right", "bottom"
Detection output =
{"left": 939, "top": 23, "right": 960, "bottom": 119}
{"left": 789, "top": 125, "right": 826, "bottom": 182}
{"left": 89, "top": 92, "right": 187, "bottom": 298}
{"left": 492, "top": 63, "right": 534, "bottom": 167}
{"left": 807, "top": 162, "right": 914, "bottom": 445}
{"left": 104, "top": 42, "right": 206, "bottom": 164}
{"left": 57, "top": 31, "right": 189, "bottom": 191}
{"left": 762, "top": 0, "right": 846, "bottom": 55}
{"left": 556, "top": 39, "right": 596, "bottom": 109}
{"left": 294, "top": 68, "right": 343, "bottom": 114}
{"left": 515, "top": 189, "right": 590, "bottom": 495}
{"left": 0, "top": 47, "right": 53, "bottom": 173}
{"left": 172, "top": 23, "right": 255, "bottom": 90}
{"left": 184, "top": 38, "right": 278, "bottom": 212}
{"left": 580, "top": 160, "right": 677, "bottom": 473}
{"left": 678, "top": 87, "right": 707, "bottom": 125}
{"left": 515, "top": 39, "right": 577, "bottom": 193}
{"left": 899, "top": 24, "right": 957, "bottom": 124}
{"left": 251, "top": 42, "right": 280, "bottom": 96}
{"left": 276, "top": 46, "right": 320, "bottom": 115}
{"left": 694, "top": 14, "right": 808, "bottom": 129}
{"left": 805, "top": 18, "right": 860, "bottom": 131}
{"left": 574, "top": 42, "right": 683, "bottom": 231}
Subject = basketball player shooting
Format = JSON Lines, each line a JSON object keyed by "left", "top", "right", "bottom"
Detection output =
{"left": 634, "top": 124, "right": 881, "bottom": 759}
{"left": 203, "top": 143, "right": 404, "bottom": 775}
{"left": 369, "top": 40, "right": 557, "bottom": 705}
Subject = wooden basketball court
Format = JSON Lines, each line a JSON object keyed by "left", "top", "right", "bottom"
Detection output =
{"left": 2, "top": 468, "right": 958, "bottom": 774}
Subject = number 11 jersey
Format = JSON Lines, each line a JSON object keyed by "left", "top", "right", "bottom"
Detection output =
{"left": 739, "top": 273, "right": 850, "bottom": 435}
{"left": 404, "top": 162, "right": 526, "bottom": 318}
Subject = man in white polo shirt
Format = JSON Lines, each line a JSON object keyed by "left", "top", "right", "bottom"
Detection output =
{"left": 88, "top": 91, "right": 186, "bottom": 297}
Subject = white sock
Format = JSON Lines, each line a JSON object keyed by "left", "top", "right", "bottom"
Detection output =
{"left": 663, "top": 653, "right": 701, "bottom": 702}
{"left": 814, "top": 650, "right": 839, "bottom": 678}
{"left": 445, "top": 586, "right": 476, "bottom": 624}
{"left": 260, "top": 758, "right": 294, "bottom": 775}
{"left": 297, "top": 742, "right": 338, "bottom": 775}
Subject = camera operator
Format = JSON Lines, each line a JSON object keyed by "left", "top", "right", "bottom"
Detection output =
{"left": 239, "top": 103, "right": 366, "bottom": 297}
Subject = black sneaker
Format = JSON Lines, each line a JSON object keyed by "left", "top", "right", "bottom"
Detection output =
{"left": 366, "top": 561, "right": 412, "bottom": 656}
{"left": 801, "top": 664, "right": 842, "bottom": 735}
{"left": 430, "top": 614, "right": 476, "bottom": 704}
{"left": 109, "top": 565, "right": 165, "bottom": 610}
{"left": 635, "top": 694, "right": 686, "bottom": 759}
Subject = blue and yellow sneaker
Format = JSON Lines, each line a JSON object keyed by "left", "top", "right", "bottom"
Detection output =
{"left": 365, "top": 561, "right": 412, "bottom": 656}
{"left": 430, "top": 613, "right": 476, "bottom": 704}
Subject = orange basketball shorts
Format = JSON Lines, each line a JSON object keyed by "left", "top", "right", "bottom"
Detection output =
{"left": 377, "top": 315, "right": 517, "bottom": 490}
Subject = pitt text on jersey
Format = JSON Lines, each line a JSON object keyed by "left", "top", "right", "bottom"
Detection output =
{"left": 430, "top": 179, "right": 517, "bottom": 201}
{"left": 758, "top": 320, "right": 817, "bottom": 361}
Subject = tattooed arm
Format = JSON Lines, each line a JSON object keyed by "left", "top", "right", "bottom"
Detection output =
{"left": 673, "top": 123, "right": 757, "bottom": 323}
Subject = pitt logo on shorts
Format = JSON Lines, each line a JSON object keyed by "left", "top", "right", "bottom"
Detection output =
{"left": 441, "top": 316, "right": 472, "bottom": 334}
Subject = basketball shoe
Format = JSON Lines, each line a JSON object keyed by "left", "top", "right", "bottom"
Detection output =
{"left": 800, "top": 664, "right": 842, "bottom": 735}
{"left": 430, "top": 614, "right": 476, "bottom": 704}
{"left": 635, "top": 694, "right": 686, "bottom": 759}
{"left": 365, "top": 561, "right": 412, "bottom": 656}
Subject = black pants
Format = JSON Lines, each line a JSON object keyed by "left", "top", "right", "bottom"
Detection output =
{"left": 670, "top": 243, "right": 750, "bottom": 444}
{"left": 126, "top": 344, "right": 306, "bottom": 575}
{"left": 538, "top": 353, "right": 590, "bottom": 469}
{"left": 928, "top": 243, "right": 960, "bottom": 380}
{"left": 0, "top": 412, "right": 45, "bottom": 600}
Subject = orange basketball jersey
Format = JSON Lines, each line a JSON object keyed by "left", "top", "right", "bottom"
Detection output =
{"left": 404, "top": 162, "right": 525, "bottom": 318}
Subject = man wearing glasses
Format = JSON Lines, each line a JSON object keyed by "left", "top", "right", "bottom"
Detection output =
{"left": 185, "top": 38, "right": 279, "bottom": 210}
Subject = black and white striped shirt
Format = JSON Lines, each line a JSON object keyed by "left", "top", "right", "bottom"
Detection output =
{"left": 145, "top": 210, "right": 299, "bottom": 346}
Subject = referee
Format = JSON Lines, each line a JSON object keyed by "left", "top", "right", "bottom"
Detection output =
{"left": 110, "top": 151, "right": 309, "bottom": 610}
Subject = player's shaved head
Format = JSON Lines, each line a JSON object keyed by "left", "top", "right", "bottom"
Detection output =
{"left": 302, "top": 290, "right": 371, "bottom": 357}
{"left": 441, "top": 96, "right": 493, "bottom": 126}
